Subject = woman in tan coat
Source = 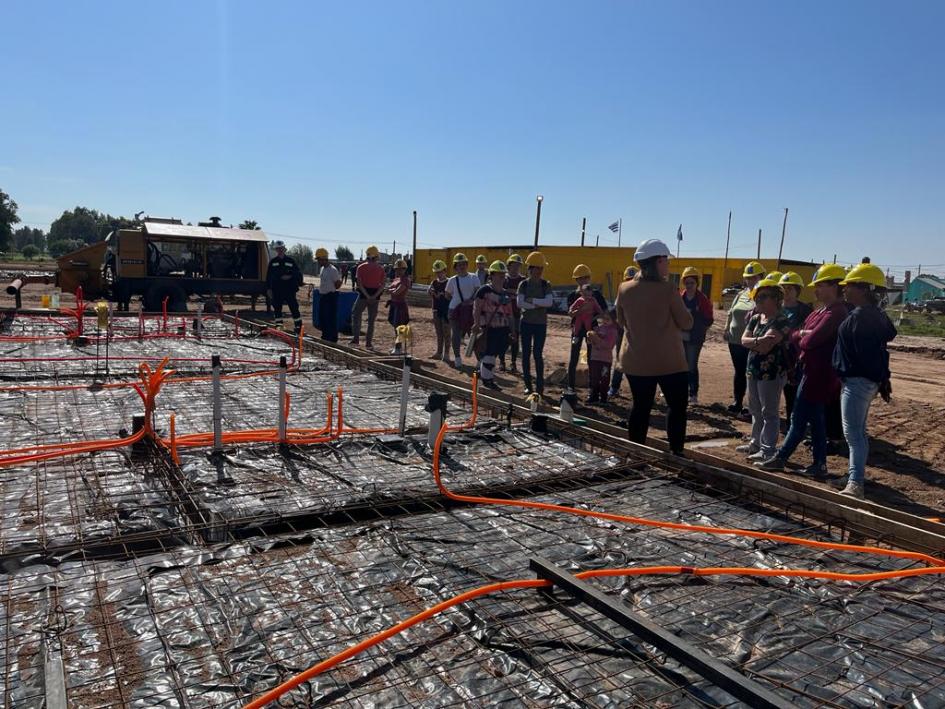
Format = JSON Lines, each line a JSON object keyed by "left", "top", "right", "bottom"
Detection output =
{"left": 615, "top": 239, "right": 693, "bottom": 454}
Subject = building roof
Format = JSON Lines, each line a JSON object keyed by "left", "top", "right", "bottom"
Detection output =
{"left": 142, "top": 221, "right": 270, "bottom": 243}
{"left": 914, "top": 274, "right": 945, "bottom": 290}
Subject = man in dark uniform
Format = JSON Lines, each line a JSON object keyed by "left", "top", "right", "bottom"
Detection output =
{"left": 266, "top": 240, "right": 304, "bottom": 333}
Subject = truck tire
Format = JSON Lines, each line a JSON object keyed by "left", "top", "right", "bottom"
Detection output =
{"left": 144, "top": 283, "right": 188, "bottom": 313}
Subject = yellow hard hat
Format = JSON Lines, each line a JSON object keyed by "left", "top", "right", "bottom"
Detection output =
{"left": 572, "top": 264, "right": 592, "bottom": 280}
{"left": 488, "top": 260, "right": 507, "bottom": 274}
{"left": 432, "top": 259, "right": 447, "bottom": 272}
{"left": 623, "top": 266, "right": 637, "bottom": 280}
{"left": 315, "top": 247, "right": 329, "bottom": 259}
{"left": 452, "top": 252, "right": 468, "bottom": 264}
{"left": 840, "top": 263, "right": 886, "bottom": 289}
{"left": 681, "top": 266, "right": 700, "bottom": 282}
{"left": 750, "top": 277, "right": 784, "bottom": 300}
{"left": 525, "top": 251, "right": 546, "bottom": 268}
{"left": 766, "top": 270, "right": 783, "bottom": 283}
{"left": 394, "top": 259, "right": 408, "bottom": 270}
{"left": 742, "top": 261, "right": 766, "bottom": 278}
{"left": 809, "top": 263, "right": 847, "bottom": 286}
{"left": 779, "top": 271, "right": 805, "bottom": 288}
{"left": 476, "top": 254, "right": 488, "bottom": 264}
{"left": 507, "top": 253, "right": 524, "bottom": 264}
{"left": 365, "top": 245, "right": 380, "bottom": 258}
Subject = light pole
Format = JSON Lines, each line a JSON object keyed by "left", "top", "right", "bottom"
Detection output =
{"left": 533, "top": 195, "right": 543, "bottom": 248}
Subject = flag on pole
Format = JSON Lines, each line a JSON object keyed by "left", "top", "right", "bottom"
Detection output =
{"left": 677, "top": 224, "right": 683, "bottom": 241}
{"left": 608, "top": 221, "right": 620, "bottom": 233}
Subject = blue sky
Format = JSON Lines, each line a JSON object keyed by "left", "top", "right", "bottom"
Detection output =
{"left": 2, "top": 0, "right": 943, "bottom": 275}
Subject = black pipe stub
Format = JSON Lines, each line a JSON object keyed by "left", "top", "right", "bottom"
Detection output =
{"left": 211, "top": 354, "right": 221, "bottom": 369}
{"left": 559, "top": 393, "right": 578, "bottom": 408}
{"left": 531, "top": 414, "right": 549, "bottom": 434}
{"left": 72, "top": 336, "right": 89, "bottom": 347}
{"left": 131, "top": 414, "right": 147, "bottom": 452}
{"left": 279, "top": 355, "right": 287, "bottom": 369}
{"left": 424, "top": 391, "right": 450, "bottom": 414}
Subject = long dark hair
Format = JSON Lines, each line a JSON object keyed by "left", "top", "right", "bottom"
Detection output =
{"left": 637, "top": 256, "right": 663, "bottom": 282}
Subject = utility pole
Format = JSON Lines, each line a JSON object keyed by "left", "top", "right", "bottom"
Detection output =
{"left": 412, "top": 210, "right": 417, "bottom": 263}
{"left": 618, "top": 217, "right": 622, "bottom": 248}
{"left": 756, "top": 229, "right": 762, "bottom": 260}
{"left": 776, "top": 208, "right": 788, "bottom": 271}
{"left": 722, "top": 211, "right": 732, "bottom": 281}
{"left": 393, "top": 240, "right": 396, "bottom": 257}
{"left": 595, "top": 234, "right": 599, "bottom": 247}
{"left": 580, "top": 217, "right": 586, "bottom": 247}
{"left": 533, "top": 195, "right": 543, "bottom": 248}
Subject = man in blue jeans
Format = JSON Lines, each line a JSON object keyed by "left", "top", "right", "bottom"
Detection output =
{"left": 832, "top": 263, "right": 897, "bottom": 499}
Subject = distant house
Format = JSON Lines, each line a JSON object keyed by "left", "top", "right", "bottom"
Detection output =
{"left": 905, "top": 274, "right": 945, "bottom": 302}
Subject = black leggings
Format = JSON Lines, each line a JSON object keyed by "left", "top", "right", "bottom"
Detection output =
{"left": 567, "top": 331, "right": 591, "bottom": 391}
{"left": 728, "top": 343, "right": 749, "bottom": 408}
{"left": 626, "top": 371, "right": 689, "bottom": 454}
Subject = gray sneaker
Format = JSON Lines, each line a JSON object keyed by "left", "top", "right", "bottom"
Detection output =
{"left": 839, "top": 480, "right": 865, "bottom": 499}
{"left": 756, "top": 456, "right": 786, "bottom": 471}
{"left": 746, "top": 451, "right": 767, "bottom": 462}
{"left": 735, "top": 443, "right": 758, "bottom": 454}
{"left": 804, "top": 462, "right": 829, "bottom": 478}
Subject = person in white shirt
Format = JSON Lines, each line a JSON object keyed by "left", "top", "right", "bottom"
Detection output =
{"left": 445, "top": 253, "right": 481, "bottom": 369}
{"left": 316, "top": 248, "right": 342, "bottom": 342}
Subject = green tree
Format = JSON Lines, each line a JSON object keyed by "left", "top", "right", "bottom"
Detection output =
{"left": 335, "top": 245, "right": 354, "bottom": 261}
{"left": 287, "top": 244, "right": 315, "bottom": 275}
{"left": 21, "top": 244, "right": 39, "bottom": 260}
{"left": 48, "top": 207, "right": 135, "bottom": 246}
{"left": 48, "top": 239, "right": 84, "bottom": 258}
{"left": 0, "top": 189, "right": 21, "bottom": 252}
{"left": 13, "top": 226, "right": 46, "bottom": 252}
{"left": 238, "top": 220, "right": 260, "bottom": 230}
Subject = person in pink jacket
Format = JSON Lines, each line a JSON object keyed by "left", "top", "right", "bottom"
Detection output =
{"left": 586, "top": 309, "right": 619, "bottom": 404}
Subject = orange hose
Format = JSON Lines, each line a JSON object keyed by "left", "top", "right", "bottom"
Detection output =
{"left": 242, "top": 561, "right": 945, "bottom": 708}
{"left": 433, "top": 424, "right": 945, "bottom": 568}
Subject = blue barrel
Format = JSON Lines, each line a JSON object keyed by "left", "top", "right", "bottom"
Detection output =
{"left": 312, "top": 290, "right": 358, "bottom": 334}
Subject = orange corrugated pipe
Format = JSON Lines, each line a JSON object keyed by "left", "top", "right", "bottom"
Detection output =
{"left": 240, "top": 424, "right": 945, "bottom": 708}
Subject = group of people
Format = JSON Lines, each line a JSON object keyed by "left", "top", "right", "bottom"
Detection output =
{"left": 722, "top": 258, "right": 896, "bottom": 499}
{"left": 283, "top": 238, "right": 896, "bottom": 500}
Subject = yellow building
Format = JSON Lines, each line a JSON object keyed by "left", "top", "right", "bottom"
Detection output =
{"left": 414, "top": 245, "right": 821, "bottom": 305}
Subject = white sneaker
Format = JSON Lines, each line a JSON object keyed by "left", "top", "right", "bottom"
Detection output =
{"left": 454, "top": 356, "right": 462, "bottom": 368}
{"left": 839, "top": 480, "right": 865, "bottom": 499}
{"left": 735, "top": 444, "right": 758, "bottom": 454}
{"left": 607, "top": 387, "right": 618, "bottom": 398}
{"left": 688, "top": 394, "right": 698, "bottom": 405}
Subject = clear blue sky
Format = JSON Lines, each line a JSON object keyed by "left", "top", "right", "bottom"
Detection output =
{"left": 3, "top": 0, "right": 943, "bottom": 276}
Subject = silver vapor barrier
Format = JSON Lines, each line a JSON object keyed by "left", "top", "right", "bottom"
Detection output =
{"left": 2, "top": 324, "right": 945, "bottom": 709}
{"left": 2, "top": 471, "right": 943, "bottom": 708}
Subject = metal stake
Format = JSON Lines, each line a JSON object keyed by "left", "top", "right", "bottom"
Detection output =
{"left": 398, "top": 356, "right": 412, "bottom": 436}
{"left": 277, "top": 355, "right": 288, "bottom": 443}
{"left": 212, "top": 354, "right": 223, "bottom": 453}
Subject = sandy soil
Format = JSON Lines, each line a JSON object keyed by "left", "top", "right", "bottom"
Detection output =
{"left": 5, "top": 276, "right": 944, "bottom": 519}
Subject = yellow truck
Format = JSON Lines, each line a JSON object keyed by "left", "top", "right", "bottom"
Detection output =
{"left": 44, "top": 218, "right": 272, "bottom": 311}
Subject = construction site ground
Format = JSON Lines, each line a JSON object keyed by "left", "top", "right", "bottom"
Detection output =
{"left": 330, "top": 288, "right": 944, "bottom": 520}
{"left": 7, "top": 280, "right": 945, "bottom": 520}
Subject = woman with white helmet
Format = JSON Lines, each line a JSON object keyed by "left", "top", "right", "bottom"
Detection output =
{"left": 723, "top": 261, "right": 766, "bottom": 415}
{"left": 615, "top": 239, "right": 693, "bottom": 454}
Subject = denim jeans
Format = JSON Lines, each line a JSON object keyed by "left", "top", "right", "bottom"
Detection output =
{"left": 777, "top": 378, "right": 826, "bottom": 464}
{"left": 841, "top": 377, "right": 879, "bottom": 484}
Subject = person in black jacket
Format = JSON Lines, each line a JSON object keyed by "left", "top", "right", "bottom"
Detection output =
{"left": 266, "top": 240, "right": 304, "bottom": 333}
{"left": 833, "top": 264, "right": 897, "bottom": 499}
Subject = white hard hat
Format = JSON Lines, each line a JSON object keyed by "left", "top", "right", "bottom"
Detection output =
{"left": 633, "top": 238, "right": 671, "bottom": 262}
{"left": 273, "top": 240, "right": 286, "bottom": 249}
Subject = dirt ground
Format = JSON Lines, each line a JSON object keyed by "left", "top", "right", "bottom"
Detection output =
{"left": 5, "top": 275, "right": 944, "bottom": 519}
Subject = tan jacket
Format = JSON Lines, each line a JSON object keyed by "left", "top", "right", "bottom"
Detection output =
{"left": 615, "top": 278, "right": 693, "bottom": 376}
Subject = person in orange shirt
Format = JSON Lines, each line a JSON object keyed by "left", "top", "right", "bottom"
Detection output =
{"left": 350, "top": 245, "right": 386, "bottom": 348}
